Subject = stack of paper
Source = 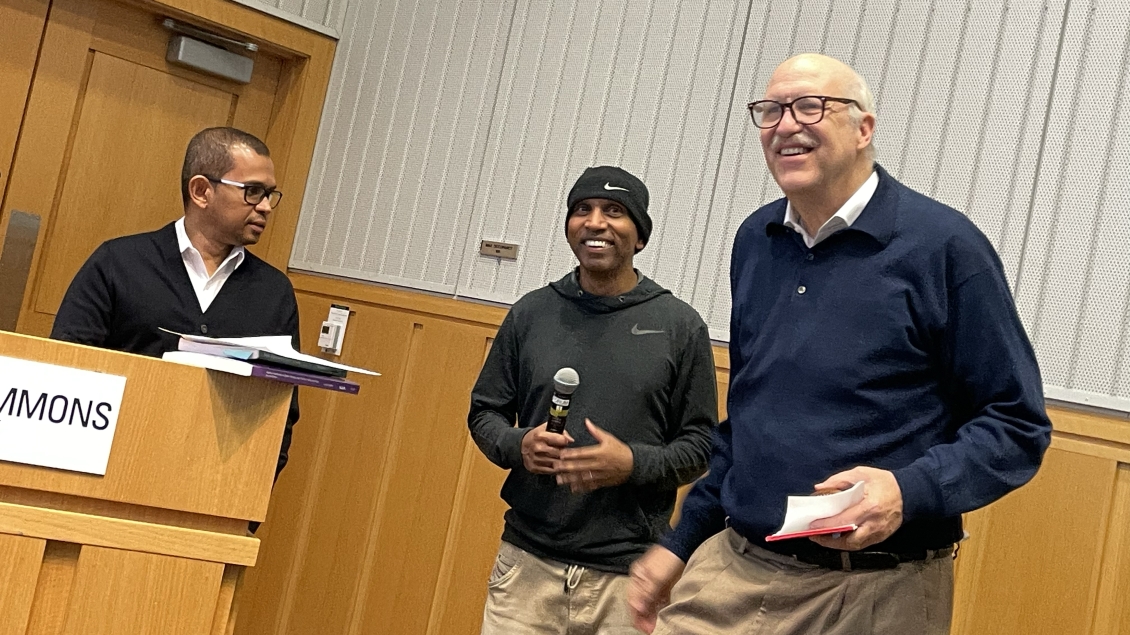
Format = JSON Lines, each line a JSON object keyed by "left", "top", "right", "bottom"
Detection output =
{"left": 160, "top": 330, "right": 378, "bottom": 394}
{"left": 765, "top": 481, "right": 865, "bottom": 541}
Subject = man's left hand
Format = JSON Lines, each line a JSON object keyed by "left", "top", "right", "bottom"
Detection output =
{"left": 808, "top": 466, "right": 904, "bottom": 551}
{"left": 555, "top": 419, "right": 634, "bottom": 493}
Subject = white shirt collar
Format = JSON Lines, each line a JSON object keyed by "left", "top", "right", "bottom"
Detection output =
{"left": 175, "top": 217, "right": 245, "bottom": 273}
{"left": 783, "top": 170, "right": 879, "bottom": 248}
{"left": 175, "top": 217, "right": 245, "bottom": 312}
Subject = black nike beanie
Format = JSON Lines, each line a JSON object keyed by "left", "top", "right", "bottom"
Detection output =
{"left": 565, "top": 166, "right": 652, "bottom": 248}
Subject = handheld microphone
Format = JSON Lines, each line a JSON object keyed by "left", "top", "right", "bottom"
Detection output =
{"left": 546, "top": 368, "right": 580, "bottom": 434}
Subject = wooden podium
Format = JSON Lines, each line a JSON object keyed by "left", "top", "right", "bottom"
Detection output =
{"left": 0, "top": 331, "right": 292, "bottom": 635}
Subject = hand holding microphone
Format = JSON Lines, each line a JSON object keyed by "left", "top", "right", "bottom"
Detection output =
{"left": 520, "top": 368, "right": 580, "bottom": 474}
{"left": 541, "top": 366, "right": 633, "bottom": 493}
{"left": 520, "top": 368, "right": 633, "bottom": 491}
{"left": 546, "top": 367, "right": 579, "bottom": 433}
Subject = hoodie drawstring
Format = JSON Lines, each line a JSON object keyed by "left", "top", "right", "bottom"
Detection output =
{"left": 564, "top": 564, "right": 584, "bottom": 593}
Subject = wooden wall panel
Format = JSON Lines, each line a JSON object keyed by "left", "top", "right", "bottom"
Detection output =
{"left": 0, "top": 533, "right": 46, "bottom": 635}
{"left": 239, "top": 286, "right": 507, "bottom": 635}
{"left": 61, "top": 547, "right": 224, "bottom": 635}
{"left": 352, "top": 318, "right": 498, "bottom": 634}
{"left": 237, "top": 297, "right": 411, "bottom": 635}
{"left": 0, "top": 0, "right": 49, "bottom": 231}
{"left": 951, "top": 447, "right": 1115, "bottom": 635}
{"left": 23, "top": 542, "right": 81, "bottom": 635}
{"left": 209, "top": 566, "right": 242, "bottom": 635}
{"left": 242, "top": 274, "right": 1130, "bottom": 635}
{"left": 426, "top": 438, "right": 509, "bottom": 635}
{"left": 1090, "top": 464, "right": 1130, "bottom": 635}
{"left": 3, "top": 539, "right": 236, "bottom": 635}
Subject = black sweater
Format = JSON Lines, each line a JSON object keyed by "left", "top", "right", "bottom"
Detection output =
{"left": 468, "top": 270, "right": 717, "bottom": 573}
{"left": 50, "top": 222, "right": 301, "bottom": 477}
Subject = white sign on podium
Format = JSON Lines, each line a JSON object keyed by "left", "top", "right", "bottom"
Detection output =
{"left": 0, "top": 355, "right": 127, "bottom": 475}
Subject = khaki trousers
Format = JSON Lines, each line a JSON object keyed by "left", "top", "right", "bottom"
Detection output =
{"left": 653, "top": 529, "right": 953, "bottom": 635}
{"left": 480, "top": 541, "right": 638, "bottom": 635}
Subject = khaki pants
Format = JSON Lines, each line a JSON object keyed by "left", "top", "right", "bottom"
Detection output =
{"left": 653, "top": 528, "right": 953, "bottom": 635}
{"left": 480, "top": 541, "right": 638, "bottom": 635}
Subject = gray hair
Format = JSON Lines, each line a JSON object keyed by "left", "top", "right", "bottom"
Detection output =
{"left": 843, "top": 70, "right": 876, "bottom": 159}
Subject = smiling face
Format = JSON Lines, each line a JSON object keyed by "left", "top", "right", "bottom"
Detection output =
{"left": 566, "top": 197, "right": 643, "bottom": 284}
{"left": 760, "top": 55, "right": 875, "bottom": 203}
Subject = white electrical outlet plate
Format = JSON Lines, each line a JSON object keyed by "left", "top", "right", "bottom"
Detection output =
{"left": 320, "top": 304, "right": 350, "bottom": 355}
{"left": 317, "top": 322, "right": 340, "bottom": 349}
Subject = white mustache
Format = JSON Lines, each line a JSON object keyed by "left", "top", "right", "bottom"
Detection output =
{"left": 769, "top": 132, "right": 818, "bottom": 152}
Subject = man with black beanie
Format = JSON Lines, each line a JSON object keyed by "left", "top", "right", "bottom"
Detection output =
{"left": 468, "top": 165, "right": 718, "bottom": 634}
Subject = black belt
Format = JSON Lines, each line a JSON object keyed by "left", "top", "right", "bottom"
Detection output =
{"left": 788, "top": 546, "right": 954, "bottom": 571}
{"left": 725, "top": 521, "right": 956, "bottom": 571}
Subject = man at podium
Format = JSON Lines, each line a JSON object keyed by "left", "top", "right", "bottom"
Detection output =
{"left": 50, "top": 126, "right": 300, "bottom": 485}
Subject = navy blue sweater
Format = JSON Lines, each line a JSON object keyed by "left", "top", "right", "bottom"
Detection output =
{"left": 664, "top": 165, "right": 1052, "bottom": 559}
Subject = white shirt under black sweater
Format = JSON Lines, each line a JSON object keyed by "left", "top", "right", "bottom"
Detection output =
{"left": 174, "top": 216, "right": 245, "bottom": 312}
{"left": 468, "top": 269, "right": 718, "bottom": 573}
{"left": 51, "top": 221, "right": 301, "bottom": 478}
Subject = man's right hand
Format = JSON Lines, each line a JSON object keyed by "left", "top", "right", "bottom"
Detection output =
{"left": 520, "top": 422, "right": 574, "bottom": 474}
{"left": 628, "top": 545, "right": 686, "bottom": 634}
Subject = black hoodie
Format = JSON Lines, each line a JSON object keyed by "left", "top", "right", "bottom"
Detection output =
{"left": 468, "top": 270, "right": 717, "bottom": 573}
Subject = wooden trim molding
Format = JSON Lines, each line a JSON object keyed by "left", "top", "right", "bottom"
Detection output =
{"left": 0, "top": 501, "right": 259, "bottom": 565}
{"left": 1049, "top": 405, "right": 1130, "bottom": 443}
{"left": 289, "top": 272, "right": 735, "bottom": 370}
{"left": 291, "top": 273, "right": 511, "bottom": 327}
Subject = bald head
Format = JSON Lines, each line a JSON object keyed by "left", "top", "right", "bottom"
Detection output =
{"left": 770, "top": 54, "right": 875, "bottom": 122}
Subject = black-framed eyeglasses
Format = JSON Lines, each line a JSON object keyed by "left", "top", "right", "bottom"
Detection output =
{"left": 206, "top": 177, "right": 283, "bottom": 208}
{"left": 747, "top": 95, "right": 860, "bottom": 129}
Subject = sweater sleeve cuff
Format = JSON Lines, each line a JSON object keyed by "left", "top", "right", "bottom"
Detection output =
{"left": 627, "top": 443, "right": 657, "bottom": 486}
{"left": 658, "top": 525, "right": 698, "bottom": 562}
{"left": 500, "top": 427, "right": 532, "bottom": 469}
{"left": 892, "top": 463, "right": 945, "bottom": 522}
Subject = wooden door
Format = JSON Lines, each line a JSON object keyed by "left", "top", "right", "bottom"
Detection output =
{"left": 0, "top": 0, "right": 50, "bottom": 331}
{"left": 0, "top": 0, "right": 50, "bottom": 207}
{"left": 3, "top": 0, "right": 286, "bottom": 337}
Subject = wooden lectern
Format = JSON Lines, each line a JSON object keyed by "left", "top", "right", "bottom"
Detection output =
{"left": 0, "top": 331, "right": 292, "bottom": 635}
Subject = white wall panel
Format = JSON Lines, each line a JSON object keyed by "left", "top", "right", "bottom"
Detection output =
{"left": 1014, "top": 0, "right": 1130, "bottom": 409}
{"left": 289, "top": 0, "right": 514, "bottom": 293}
{"left": 229, "top": 0, "right": 348, "bottom": 38}
{"left": 455, "top": 0, "right": 748, "bottom": 304}
{"left": 694, "top": 0, "right": 1065, "bottom": 339}
{"left": 286, "top": 0, "right": 1129, "bottom": 412}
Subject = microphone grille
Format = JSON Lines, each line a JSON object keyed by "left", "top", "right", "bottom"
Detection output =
{"left": 553, "top": 367, "right": 580, "bottom": 393}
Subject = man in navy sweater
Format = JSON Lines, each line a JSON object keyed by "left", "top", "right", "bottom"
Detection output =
{"left": 51, "top": 127, "right": 300, "bottom": 487}
{"left": 628, "top": 54, "right": 1051, "bottom": 635}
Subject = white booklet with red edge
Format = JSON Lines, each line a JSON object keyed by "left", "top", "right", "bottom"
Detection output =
{"left": 765, "top": 481, "right": 865, "bottom": 542}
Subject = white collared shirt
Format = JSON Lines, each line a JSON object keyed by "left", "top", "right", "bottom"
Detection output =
{"left": 783, "top": 171, "right": 879, "bottom": 248}
{"left": 175, "top": 217, "right": 245, "bottom": 312}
